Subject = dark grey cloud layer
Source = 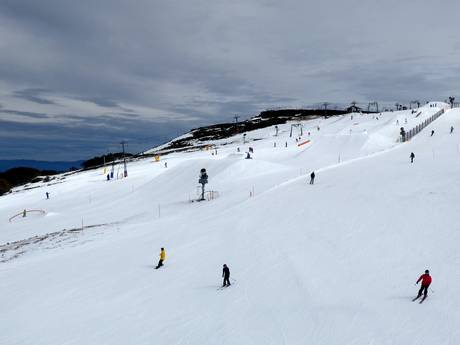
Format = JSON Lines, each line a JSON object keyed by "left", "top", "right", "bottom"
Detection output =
{"left": 0, "top": 0, "right": 459, "bottom": 160}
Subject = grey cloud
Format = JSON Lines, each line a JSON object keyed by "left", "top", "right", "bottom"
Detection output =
{"left": 82, "top": 98, "right": 120, "bottom": 108}
{"left": 0, "top": 116, "right": 190, "bottom": 160}
{"left": 1, "top": 0, "right": 460, "bottom": 160}
{"left": 0, "top": 109, "right": 50, "bottom": 119}
{"left": 13, "top": 88, "right": 56, "bottom": 105}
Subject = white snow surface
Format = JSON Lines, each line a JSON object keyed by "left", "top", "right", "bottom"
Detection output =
{"left": 1, "top": 104, "right": 460, "bottom": 345}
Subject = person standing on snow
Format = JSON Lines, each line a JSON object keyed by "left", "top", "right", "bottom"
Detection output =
{"left": 155, "top": 248, "right": 166, "bottom": 269}
{"left": 222, "top": 264, "right": 231, "bottom": 287}
{"left": 46, "top": 192, "right": 50, "bottom": 199}
{"left": 451, "top": 126, "right": 454, "bottom": 134}
{"left": 309, "top": 171, "right": 315, "bottom": 185}
{"left": 431, "top": 130, "right": 435, "bottom": 137}
{"left": 410, "top": 152, "right": 415, "bottom": 163}
{"left": 415, "top": 269, "right": 432, "bottom": 299}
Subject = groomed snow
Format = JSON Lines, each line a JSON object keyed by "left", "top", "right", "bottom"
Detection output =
{"left": 1, "top": 103, "right": 459, "bottom": 345}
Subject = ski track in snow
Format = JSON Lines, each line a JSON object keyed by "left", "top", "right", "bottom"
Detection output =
{"left": 1, "top": 103, "right": 459, "bottom": 345}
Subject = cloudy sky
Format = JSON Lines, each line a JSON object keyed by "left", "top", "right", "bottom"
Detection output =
{"left": 1, "top": 0, "right": 459, "bottom": 160}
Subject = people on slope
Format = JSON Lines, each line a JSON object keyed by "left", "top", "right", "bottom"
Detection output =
{"left": 155, "top": 247, "right": 166, "bottom": 269}
{"left": 310, "top": 171, "right": 315, "bottom": 185}
{"left": 415, "top": 270, "right": 432, "bottom": 300}
{"left": 222, "top": 264, "right": 231, "bottom": 287}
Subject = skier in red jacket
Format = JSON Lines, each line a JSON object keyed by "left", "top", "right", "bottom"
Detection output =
{"left": 416, "top": 270, "right": 432, "bottom": 299}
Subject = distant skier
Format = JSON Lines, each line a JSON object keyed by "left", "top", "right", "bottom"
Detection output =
{"left": 246, "top": 152, "right": 252, "bottom": 159}
{"left": 155, "top": 248, "right": 166, "bottom": 269}
{"left": 106, "top": 174, "right": 110, "bottom": 181}
{"left": 414, "top": 269, "right": 432, "bottom": 300}
{"left": 431, "top": 130, "right": 435, "bottom": 137}
{"left": 309, "top": 171, "right": 315, "bottom": 185}
{"left": 164, "top": 162, "right": 168, "bottom": 168}
{"left": 222, "top": 264, "right": 231, "bottom": 287}
{"left": 400, "top": 127, "right": 406, "bottom": 142}
{"left": 46, "top": 192, "right": 50, "bottom": 199}
{"left": 451, "top": 126, "right": 454, "bottom": 134}
{"left": 410, "top": 152, "right": 415, "bottom": 163}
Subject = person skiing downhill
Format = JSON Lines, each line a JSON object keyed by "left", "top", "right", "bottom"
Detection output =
{"left": 410, "top": 152, "right": 415, "bottom": 163}
{"left": 451, "top": 126, "right": 454, "bottom": 134}
{"left": 222, "top": 264, "right": 231, "bottom": 287}
{"left": 155, "top": 248, "right": 166, "bottom": 269}
{"left": 415, "top": 269, "right": 432, "bottom": 301}
{"left": 309, "top": 171, "right": 315, "bottom": 185}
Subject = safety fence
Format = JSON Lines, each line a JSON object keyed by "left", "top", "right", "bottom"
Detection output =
{"left": 400, "top": 109, "right": 445, "bottom": 142}
{"left": 9, "top": 209, "right": 46, "bottom": 222}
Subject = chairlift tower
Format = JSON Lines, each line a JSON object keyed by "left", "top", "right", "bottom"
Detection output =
{"left": 120, "top": 141, "right": 128, "bottom": 177}
{"left": 289, "top": 123, "right": 303, "bottom": 137}
{"left": 367, "top": 101, "right": 379, "bottom": 113}
{"left": 322, "top": 102, "right": 329, "bottom": 117}
{"left": 410, "top": 100, "right": 420, "bottom": 109}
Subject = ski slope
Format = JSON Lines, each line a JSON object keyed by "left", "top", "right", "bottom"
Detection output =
{"left": 1, "top": 103, "right": 460, "bottom": 345}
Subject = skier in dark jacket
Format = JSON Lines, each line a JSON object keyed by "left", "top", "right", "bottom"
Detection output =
{"left": 410, "top": 152, "right": 415, "bottom": 163}
{"left": 222, "top": 264, "right": 231, "bottom": 287}
{"left": 451, "top": 126, "right": 454, "bottom": 134}
{"left": 431, "top": 130, "right": 435, "bottom": 137}
{"left": 309, "top": 171, "right": 315, "bottom": 185}
{"left": 415, "top": 270, "right": 432, "bottom": 298}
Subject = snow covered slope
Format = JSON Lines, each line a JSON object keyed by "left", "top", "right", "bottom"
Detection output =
{"left": 1, "top": 103, "right": 459, "bottom": 345}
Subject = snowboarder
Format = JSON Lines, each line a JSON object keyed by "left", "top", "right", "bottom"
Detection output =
{"left": 410, "top": 152, "right": 415, "bottom": 163}
{"left": 155, "top": 248, "right": 166, "bottom": 269}
{"left": 450, "top": 126, "right": 454, "bottom": 134}
{"left": 309, "top": 171, "right": 315, "bottom": 185}
{"left": 431, "top": 130, "right": 435, "bottom": 137}
{"left": 46, "top": 192, "right": 50, "bottom": 199}
{"left": 415, "top": 269, "right": 432, "bottom": 300}
{"left": 222, "top": 264, "right": 231, "bottom": 287}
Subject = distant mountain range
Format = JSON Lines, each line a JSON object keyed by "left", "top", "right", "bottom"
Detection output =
{"left": 0, "top": 160, "right": 84, "bottom": 172}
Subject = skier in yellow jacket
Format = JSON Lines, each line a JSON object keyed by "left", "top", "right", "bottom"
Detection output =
{"left": 155, "top": 248, "right": 166, "bottom": 269}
